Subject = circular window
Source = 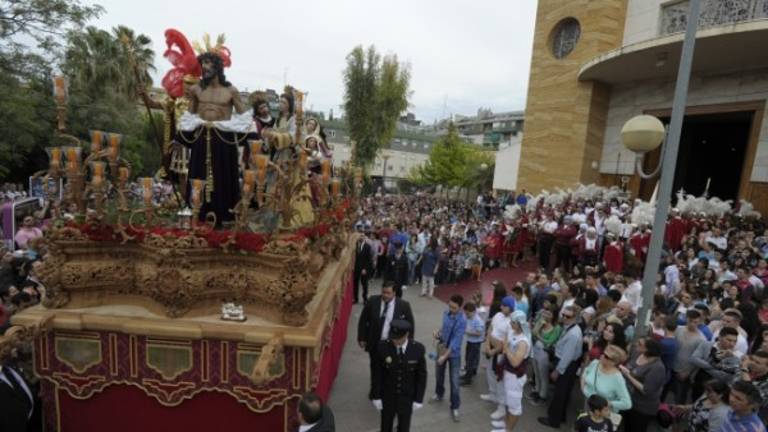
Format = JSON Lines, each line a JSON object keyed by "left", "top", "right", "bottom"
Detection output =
{"left": 551, "top": 18, "right": 581, "bottom": 59}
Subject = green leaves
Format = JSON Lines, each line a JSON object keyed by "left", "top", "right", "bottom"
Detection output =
{"left": 62, "top": 25, "right": 158, "bottom": 176}
{"left": 0, "top": 0, "right": 100, "bottom": 182}
{"left": 342, "top": 45, "right": 411, "bottom": 168}
{"left": 411, "top": 123, "right": 494, "bottom": 191}
{"left": 0, "top": 7, "right": 161, "bottom": 182}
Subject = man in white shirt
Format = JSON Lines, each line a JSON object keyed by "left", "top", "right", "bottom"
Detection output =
{"left": 621, "top": 275, "right": 643, "bottom": 313}
{"left": 664, "top": 256, "right": 681, "bottom": 298}
{"left": 481, "top": 296, "right": 515, "bottom": 419}
{"left": 709, "top": 309, "right": 750, "bottom": 356}
{"left": 705, "top": 227, "right": 728, "bottom": 251}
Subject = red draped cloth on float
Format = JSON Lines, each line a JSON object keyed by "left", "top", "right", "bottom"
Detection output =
{"left": 40, "top": 269, "right": 355, "bottom": 432}
{"left": 315, "top": 272, "right": 354, "bottom": 400}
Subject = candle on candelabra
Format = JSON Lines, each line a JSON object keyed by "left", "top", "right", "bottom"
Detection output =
{"left": 248, "top": 140, "right": 263, "bottom": 164}
{"left": 354, "top": 167, "right": 363, "bottom": 184}
{"left": 331, "top": 178, "right": 341, "bottom": 197}
{"left": 141, "top": 177, "right": 153, "bottom": 205}
{"left": 298, "top": 150, "right": 308, "bottom": 170}
{"left": 296, "top": 92, "right": 304, "bottom": 113}
{"left": 65, "top": 146, "right": 80, "bottom": 174}
{"left": 90, "top": 130, "right": 103, "bottom": 153}
{"left": 191, "top": 179, "right": 204, "bottom": 207}
{"left": 108, "top": 133, "right": 122, "bottom": 161}
{"left": 118, "top": 167, "right": 130, "bottom": 183}
{"left": 48, "top": 147, "right": 62, "bottom": 171}
{"left": 53, "top": 75, "right": 67, "bottom": 102}
{"left": 92, "top": 164, "right": 104, "bottom": 189}
{"left": 255, "top": 154, "right": 268, "bottom": 183}
{"left": 321, "top": 159, "right": 331, "bottom": 184}
{"left": 244, "top": 169, "right": 256, "bottom": 186}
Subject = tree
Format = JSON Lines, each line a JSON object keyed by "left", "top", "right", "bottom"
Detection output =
{"left": 411, "top": 123, "right": 495, "bottom": 196}
{"left": 62, "top": 25, "right": 159, "bottom": 175}
{"left": 0, "top": 0, "right": 102, "bottom": 180}
{"left": 342, "top": 45, "right": 410, "bottom": 167}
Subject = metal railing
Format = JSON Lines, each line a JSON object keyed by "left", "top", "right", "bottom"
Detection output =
{"left": 661, "top": 0, "right": 768, "bottom": 35}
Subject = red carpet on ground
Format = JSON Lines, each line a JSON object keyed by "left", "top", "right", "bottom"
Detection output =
{"left": 433, "top": 262, "right": 537, "bottom": 305}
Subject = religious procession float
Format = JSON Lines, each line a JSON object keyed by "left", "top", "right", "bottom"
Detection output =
{"left": 3, "top": 30, "right": 358, "bottom": 431}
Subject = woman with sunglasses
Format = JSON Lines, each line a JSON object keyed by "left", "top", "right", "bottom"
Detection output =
{"left": 618, "top": 337, "right": 667, "bottom": 432}
{"left": 580, "top": 344, "right": 632, "bottom": 429}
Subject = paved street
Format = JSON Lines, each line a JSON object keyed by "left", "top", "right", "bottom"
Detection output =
{"left": 329, "top": 278, "right": 577, "bottom": 432}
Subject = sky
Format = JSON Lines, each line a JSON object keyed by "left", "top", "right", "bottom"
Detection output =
{"left": 85, "top": 0, "right": 537, "bottom": 123}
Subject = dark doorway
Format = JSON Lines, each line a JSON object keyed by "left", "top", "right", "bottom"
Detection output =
{"left": 640, "top": 111, "right": 752, "bottom": 202}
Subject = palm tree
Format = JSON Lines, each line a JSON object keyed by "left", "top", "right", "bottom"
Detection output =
{"left": 113, "top": 25, "right": 155, "bottom": 99}
{"left": 64, "top": 25, "right": 155, "bottom": 101}
{"left": 64, "top": 26, "right": 123, "bottom": 97}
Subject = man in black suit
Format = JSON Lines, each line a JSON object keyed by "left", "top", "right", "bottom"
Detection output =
{"left": 358, "top": 282, "right": 415, "bottom": 400}
{"left": 0, "top": 363, "right": 35, "bottom": 432}
{"left": 385, "top": 241, "right": 409, "bottom": 298}
{"left": 353, "top": 230, "right": 374, "bottom": 304}
{"left": 297, "top": 392, "right": 335, "bottom": 432}
{"left": 371, "top": 319, "right": 427, "bottom": 432}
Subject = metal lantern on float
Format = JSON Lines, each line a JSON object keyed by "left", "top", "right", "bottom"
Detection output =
{"left": 177, "top": 207, "right": 193, "bottom": 230}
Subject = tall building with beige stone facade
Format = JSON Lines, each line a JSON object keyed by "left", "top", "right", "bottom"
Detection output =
{"left": 519, "top": 0, "right": 768, "bottom": 215}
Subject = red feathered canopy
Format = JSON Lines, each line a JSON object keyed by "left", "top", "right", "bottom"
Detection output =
{"left": 160, "top": 29, "right": 202, "bottom": 98}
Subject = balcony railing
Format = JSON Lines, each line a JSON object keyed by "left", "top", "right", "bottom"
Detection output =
{"left": 661, "top": 0, "right": 768, "bottom": 35}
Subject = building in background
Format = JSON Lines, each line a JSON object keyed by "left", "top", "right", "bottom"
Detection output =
{"left": 453, "top": 109, "right": 525, "bottom": 149}
{"left": 423, "top": 109, "right": 525, "bottom": 149}
{"left": 323, "top": 119, "right": 435, "bottom": 190}
{"left": 519, "top": 0, "right": 768, "bottom": 214}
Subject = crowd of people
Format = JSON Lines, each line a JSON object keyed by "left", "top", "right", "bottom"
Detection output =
{"left": 354, "top": 188, "right": 768, "bottom": 432}
{"left": 3, "top": 182, "right": 768, "bottom": 431}
{"left": 0, "top": 183, "right": 30, "bottom": 203}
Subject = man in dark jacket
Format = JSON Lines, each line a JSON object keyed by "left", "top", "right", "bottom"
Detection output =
{"left": 371, "top": 319, "right": 427, "bottom": 432}
{"left": 385, "top": 241, "right": 409, "bottom": 298}
{"left": 297, "top": 392, "right": 335, "bottom": 432}
{"left": 353, "top": 231, "right": 374, "bottom": 304}
{"left": 0, "top": 363, "right": 35, "bottom": 432}
{"left": 358, "top": 282, "right": 415, "bottom": 399}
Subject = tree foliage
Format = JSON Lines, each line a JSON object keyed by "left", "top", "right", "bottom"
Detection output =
{"left": 62, "top": 25, "right": 158, "bottom": 175}
{"left": 343, "top": 45, "right": 410, "bottom": 167}
{"left": 411, "top": 123, "right": 495, "bottom": 191}
{"left": 0, "top": 0, "right": 102, "bottom": 180}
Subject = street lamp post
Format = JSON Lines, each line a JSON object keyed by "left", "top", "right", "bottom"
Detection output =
{"left": 381, "top": 154, "right": 390, "bottom": 192}
{"left": 623, "top": 0, "right": 701, "bottom": 339}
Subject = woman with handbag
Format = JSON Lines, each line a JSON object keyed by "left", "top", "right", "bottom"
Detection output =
{"left": 490, "top": 310, "right": 531, "bottom": 432}
{"left": 618, "top": 337, "right": 667, "bottom": 432}
{"left": 580, "top": 344, "right": 632, "bottom": 429}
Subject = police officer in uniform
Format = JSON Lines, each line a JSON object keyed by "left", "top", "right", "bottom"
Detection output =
{"left": 371, "top": 319, "right": 427, "bottom": 432}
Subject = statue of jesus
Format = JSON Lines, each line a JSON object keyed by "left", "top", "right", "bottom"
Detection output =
{"left": 177, "top": 48, "right": 252, "bottom": 224}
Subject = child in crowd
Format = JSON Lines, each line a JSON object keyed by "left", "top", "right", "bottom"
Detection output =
{"left": 460, "top": 302, "right": 485, "bottom": 386}
{"left": 468, "top": 246, "right": 483, "bottom": 281}
{"left": 452, "top": 249, "right": 465, "bottom": 283}
{"left": 574, "top": 394, "right": 613, "bottom": 432}
{"left": 463, "top": 245, "right": 474, "bottom": 281}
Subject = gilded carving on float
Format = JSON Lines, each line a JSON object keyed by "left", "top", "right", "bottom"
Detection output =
{"left": 51, "top": 372, "right": 109, "bottom": 398}
{"left": 242, "top": 335, "right": 285, "bottom": 385}
{"left": 54, "top": 334, "right": 102, "bottom": 374}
